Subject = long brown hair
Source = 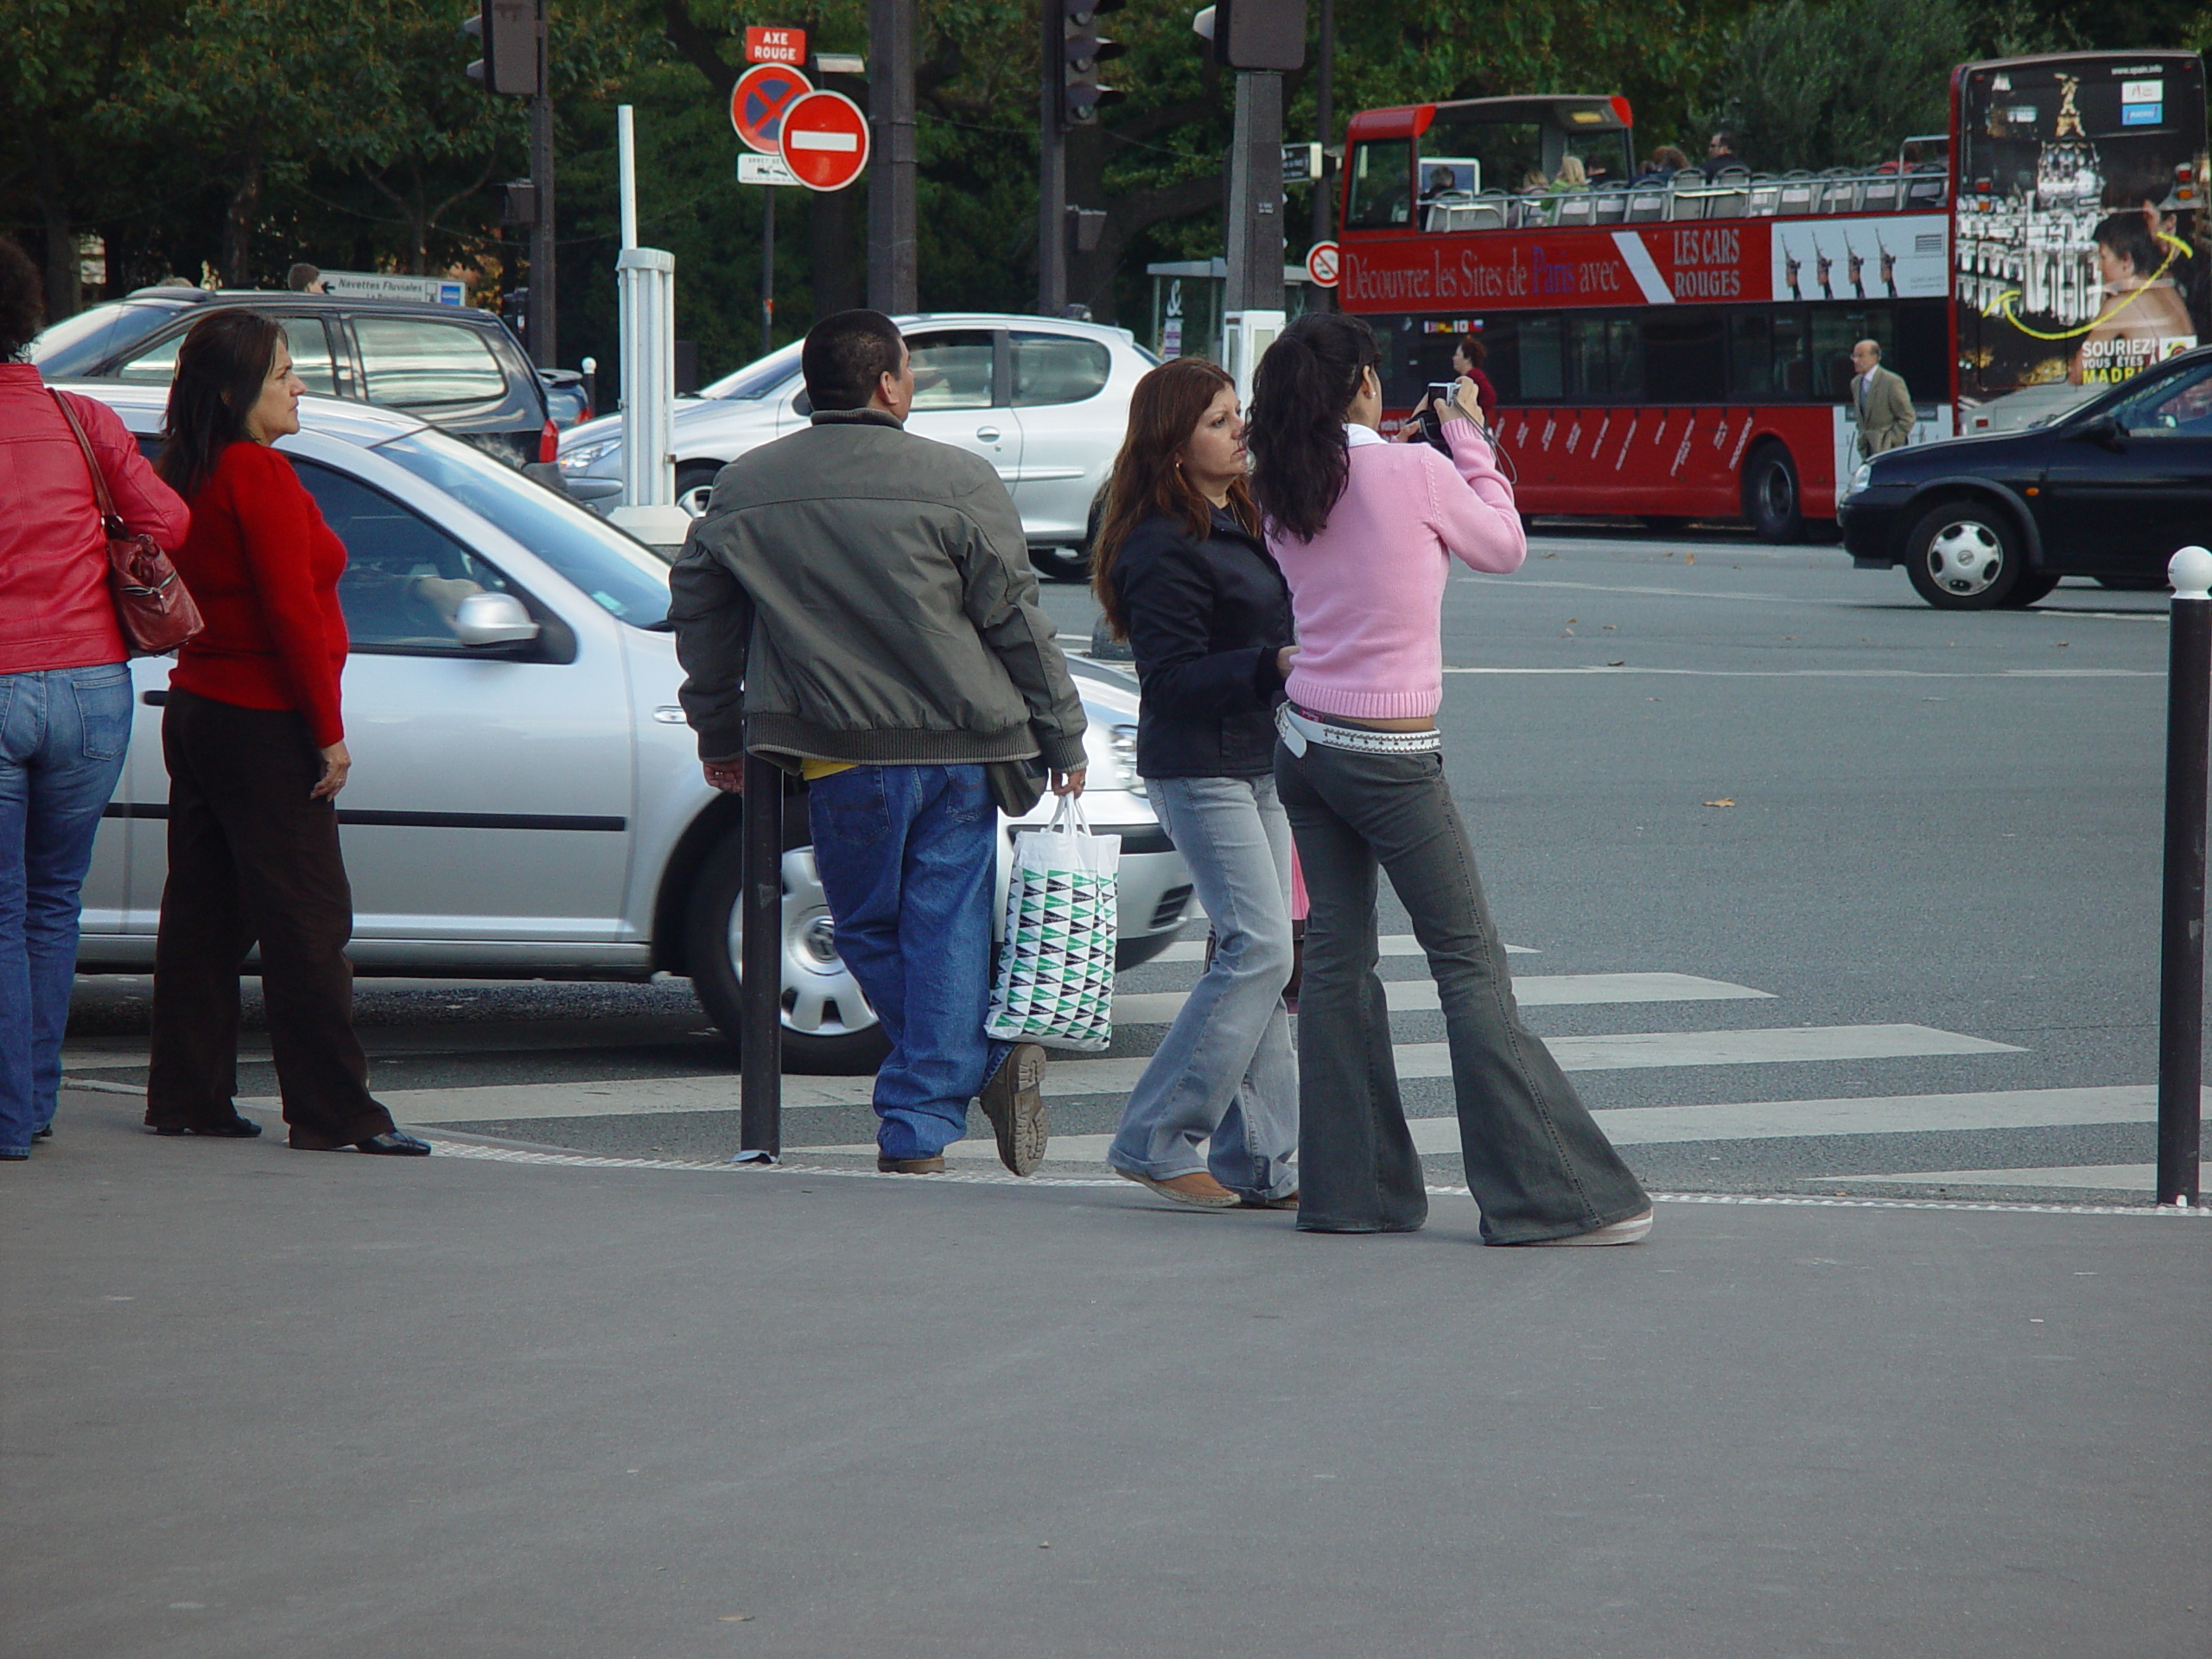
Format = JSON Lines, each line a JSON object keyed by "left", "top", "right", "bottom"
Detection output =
{"left": 1090, "top": 357, "right": 1257, "bottom": 640}
{"left": 1247, "top": 312, "right": 1379, "bottom": 543}
{"left": 156, "top": 308, "right": 283, "bottom": 499}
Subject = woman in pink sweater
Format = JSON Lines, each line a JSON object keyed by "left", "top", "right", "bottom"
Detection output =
{"left": 1249, "top": 313, "right": 1650, "bottom": 1246}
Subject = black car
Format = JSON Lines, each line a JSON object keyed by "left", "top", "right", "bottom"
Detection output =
{"left": 1840, "top": 344, "right": 2212, "bottom": 609}
{"left": 29, "top": 288, "right": 560, "bottom": 470}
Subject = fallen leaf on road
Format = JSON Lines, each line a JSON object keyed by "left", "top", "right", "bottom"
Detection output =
{"left": 1702, "top": 798, "right": 1736, "bottom": 808}
{"left": 720, "top": 1614, "right": 754, "bottom": 1622}
{"left": 1608, "top": 660, "right": 1626, "bottom": 666}
{"left": 1685, "top": 552, "right": 1695, "bottom": 564}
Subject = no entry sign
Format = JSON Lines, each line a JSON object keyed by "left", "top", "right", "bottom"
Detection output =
{"left": 731, "top": 62, "right": 813, "bottom": 156}
{"left": 1305, "top": 240, "right": 1340, "bottom": 288}
{"left": 778, "top": 90, "right": 869, "bottom": 192}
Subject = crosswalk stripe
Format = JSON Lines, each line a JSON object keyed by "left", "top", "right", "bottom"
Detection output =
{"left": 1821, "top": 1163, "right": 2185, "bottom": 1192}
{"left": 385, "top": 1024, "right": 2022, "bottom": 1127}
{"left": 1113, "top": 971, "right": 1770, "bottom": 1025}
{"left": 1149, "top": 934, "right": 1535, "bottom": 963}
{"left": 804, "top": 1085, "right": 2184, "bottom": 1165}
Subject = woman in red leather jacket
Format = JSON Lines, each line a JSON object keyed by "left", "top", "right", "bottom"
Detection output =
{"left": 0, "top": 237, "right": 190, "bottom": 1162}
{"left": 143, "top": 309, "right": 428, "bottom": 1156}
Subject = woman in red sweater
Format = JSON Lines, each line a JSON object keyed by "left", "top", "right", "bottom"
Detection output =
{"left": 0, "top": 237, "right": 190, "bottom": 1162}
{"left": 145, "top": 309, "right": 428, "bottom": 1155}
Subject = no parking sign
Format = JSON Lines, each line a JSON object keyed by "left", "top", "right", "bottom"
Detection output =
{"left": 730, "top": 63, "right": 813, "bottom": 156}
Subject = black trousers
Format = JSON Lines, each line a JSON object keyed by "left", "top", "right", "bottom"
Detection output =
{"left": 145, "top": 689, "right": 392, "bottom": 1149}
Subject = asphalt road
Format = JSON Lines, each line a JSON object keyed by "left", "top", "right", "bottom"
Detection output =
{"left": 63, "top": 524, "right": 2189, "bottom": 1205}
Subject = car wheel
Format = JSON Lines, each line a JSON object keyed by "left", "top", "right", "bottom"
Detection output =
{"left": 675, "top": 462, "right": 721, "bottom": 520}
{"left": 1904, "top": 500, "right": 2028, "bottom": 610}
{"left": 1742, "top": 443, "right": 1803, "bottom": 543}
{"left": 685, "top": 817, "right": 890, "bottom": 1074}
{"left": 2003, "top": 573, "right": 2061, "bottom": 607}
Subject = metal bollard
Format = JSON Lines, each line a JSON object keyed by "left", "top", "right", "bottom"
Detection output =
{"left": 734, "top": 751, "right": 784, "bottom": 1164}
{"left": 2157, "top": 545, "right": 2211, "bottom": 1207}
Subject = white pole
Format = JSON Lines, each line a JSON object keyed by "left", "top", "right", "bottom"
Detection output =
{"left": 617, "top": 105, "right": 639, "bottom": 251}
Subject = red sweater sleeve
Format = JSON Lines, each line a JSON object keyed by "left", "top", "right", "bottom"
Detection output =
{"left": 228, "top": 446, "right": 346, "bottom": 747}
{"left": 62, "top": 391, "right": 191, "bottom": 552}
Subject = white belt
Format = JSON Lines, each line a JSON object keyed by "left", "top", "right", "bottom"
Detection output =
{"left": 1275, "top": 703, "right": 1443, "bottom": 759}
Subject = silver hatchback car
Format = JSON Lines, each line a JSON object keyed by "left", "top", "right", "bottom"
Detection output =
{"left": 557, "top": 314, "right": 1154, "bottom": 582}
{"left": 70, "top": 385, "right": 1192, "bottom": 1071}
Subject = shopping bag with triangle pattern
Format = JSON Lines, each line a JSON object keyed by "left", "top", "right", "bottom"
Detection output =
{"left": 986, "top": 791, "right": 1120, "bottom": 1052}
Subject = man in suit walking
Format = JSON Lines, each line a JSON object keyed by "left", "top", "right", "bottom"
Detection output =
{"left": 1850, "top": 339, "right": 1916, "bottom": 459}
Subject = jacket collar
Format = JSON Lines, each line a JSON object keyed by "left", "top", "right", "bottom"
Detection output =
{"left": 810, "top": 406, "right": 904, "bottom": 430}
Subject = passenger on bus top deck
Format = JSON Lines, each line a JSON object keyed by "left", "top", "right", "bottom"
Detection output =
{"left": 1549, "top": 156, "right": 1589, "bottom": 193}
{"left": 1519, "top": 167, "right": 1549, "bottom": 194}
{"left": 1636, "top": 145, "right": 1690, "bottom": 184}
{"left": 1420, "top": 166, "right": 1460, "bottom": 204}
{"left": 1705, "top": 130, "right": 1740, "bottom": 178}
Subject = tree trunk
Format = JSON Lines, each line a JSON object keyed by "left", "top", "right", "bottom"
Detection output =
{"left": 222, "top": 141, "right": 265, "bottom": 287}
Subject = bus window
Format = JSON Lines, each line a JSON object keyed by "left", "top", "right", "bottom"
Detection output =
{"left": 1607, "top": 317, "right": 1643, "bottom": 399}
{"left": 1812, "top": 306, "right": 1891, "bottom": 400}
{"left": 1727, "top": 312, "right": 1774, "bottom": 398}
{"left": 1519, "top": 316, "right": 1565, "bottom": 399}
{"left": 1567, "top": 316, "right": 1609, "bottom": 397}
{"left": 1347, "top": 141, "right": 1413, "bottom": 229}
{"left": 1646, "top": 313, "right": 1725, "bottom": 403}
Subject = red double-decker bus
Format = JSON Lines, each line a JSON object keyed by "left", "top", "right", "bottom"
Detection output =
{"left": 1334, "top": 54, "right": 2208, "bottom": 540}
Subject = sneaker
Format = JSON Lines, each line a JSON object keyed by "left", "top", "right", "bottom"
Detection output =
{"left": 1521, "top": 1208, "right": 1654, "bottom": 1247}
{"left": 977, "top": 1042, "right": 1047, "bottom": 1176}
{"left": 1116, "top": 1167, "right": 1241, "bottom": 1209}
{"left": 877, "top": 1153, "right": 946, "bottom": 1174}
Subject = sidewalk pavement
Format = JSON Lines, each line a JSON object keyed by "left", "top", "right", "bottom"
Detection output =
{"left": 5, "top": 1088, "right": 2207, "bottom": 1659}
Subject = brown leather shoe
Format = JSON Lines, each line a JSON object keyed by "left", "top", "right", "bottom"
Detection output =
{"left": 1241, "top": 1190, "right": 1299, "bottom": 1210}
{"left": 976, "top": 1042, "right": 1047, "bottom": 1176}
{"left": 1116, "top": 1167, "right": 1241, "bottom": 1209}
{"left": 877, "top": 1154, "right": 946, "bottom": 1174}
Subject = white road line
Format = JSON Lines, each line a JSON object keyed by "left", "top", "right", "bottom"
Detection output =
{"left": 386, "top": 1024, "right": 2021, "bottom": 1126}
{"left": 1149, "top": 934, "right": 1535, "bottom": 962}
{"left": 1824, "top": 1164, "right": 2180, "bottom": 1192}
{"left": 1113, "top": 971, "right": 1770, "bottom": 1025}
{"left": 1459, "top": 574, "right": 2170, "bottom": 623}
{"left": 805, "top": 1085, "right": 2184, "bottom": 1165}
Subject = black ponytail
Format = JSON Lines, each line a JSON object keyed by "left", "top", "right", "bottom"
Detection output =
{"left": 1246, "top": 313, "right": 1381, "bottom": 543}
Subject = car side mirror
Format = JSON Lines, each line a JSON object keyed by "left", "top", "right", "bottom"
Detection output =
{"left": 2075, "top": 412, "right": 2126, "bottom": 450}
{"left": 452, "top": 591, "right": 541, "bottom": 649}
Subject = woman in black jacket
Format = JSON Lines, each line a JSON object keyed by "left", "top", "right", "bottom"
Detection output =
{"left": 1093, "top": 358, "right": 1299, "bottom": 1210}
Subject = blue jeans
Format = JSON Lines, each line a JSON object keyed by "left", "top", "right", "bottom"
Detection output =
{"left": 808, "top": 764, "right": 1006, "bottom": 1160}
{"left": 1108, "top": 774, "right": 1299, "bottom": 1200}
{"left": 0, "top": 664, "right": 133, "bottom": 1154}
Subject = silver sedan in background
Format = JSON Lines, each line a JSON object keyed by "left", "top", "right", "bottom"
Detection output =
{"left": 69, "top": 384, "right": 1191, "bottom": 1072}
{"left": 557, "top": 313, "right": 1154, "bottom": 582}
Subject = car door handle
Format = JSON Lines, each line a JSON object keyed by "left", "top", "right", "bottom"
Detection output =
{"left": 975, "top": 426, "right": 1001, "bottom": 443}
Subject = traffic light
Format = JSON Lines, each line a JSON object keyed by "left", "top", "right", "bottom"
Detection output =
{"left": 462, "top": 0, "right": 538, "bottom": 97}
{"left": 1211, "top": 0, "right": 1305, "bottom": 71}
{"left": 1061, "top": 0, "right": 1124, "bottom": 126}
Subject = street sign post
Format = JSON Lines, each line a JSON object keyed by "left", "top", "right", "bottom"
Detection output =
{"left": 779, "top": 90, "right": 870, "bottom": 192}
{"left": 1305, "top": 240, "right": 1339, "bottom": 287}
{"left": 745, "top": 25, "right": 807, "bottom": 64}
{"left": 731, "top": 62, "right": 813, "bottom": 154}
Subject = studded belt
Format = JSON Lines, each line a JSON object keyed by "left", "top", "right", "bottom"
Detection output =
{"left": 1275, "top": 703, "right": 1443, "bottom": 758}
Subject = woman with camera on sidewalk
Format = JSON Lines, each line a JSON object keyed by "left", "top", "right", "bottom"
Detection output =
{"left": 1092, "top": 358, "right": 1300, "bottom": 1211}
{"left": 144, "top": 310, "right": 427, "bottom": 1156}
{"left": 1247, "top": 314, "right": 1650, "bottom": 1245}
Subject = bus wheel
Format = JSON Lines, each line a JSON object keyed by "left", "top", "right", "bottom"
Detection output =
{"left": 1742, "top": 444, "right": 1803, "bottom": 543}
{"left": 1904, "top": 500, "right": 2027, "bottom": 610}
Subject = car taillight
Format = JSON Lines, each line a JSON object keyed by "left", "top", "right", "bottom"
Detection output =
{"left": 538, "top": 419, "right": 559, "bottom": 464}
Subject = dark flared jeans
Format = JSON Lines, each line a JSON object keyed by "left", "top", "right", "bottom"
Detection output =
{"left": 146, "top": 689, "right": 393, "bottom": 1150}
{"left": 1275, "top": 739, "right": 1648, "bottom": 1243}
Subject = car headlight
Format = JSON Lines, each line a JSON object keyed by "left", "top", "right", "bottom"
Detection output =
{"left": 1081, "top": 720, "right": 1144, "bottom": 796}
{"left": 558, "top": 437, "right": 619, "bottom": 474}
{"left": 1847, "top": 461, "right": 1873, "bottom": 496}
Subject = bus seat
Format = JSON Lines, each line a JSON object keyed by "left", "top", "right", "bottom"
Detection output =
{"left": 1556, "top": 193, "right": 1596, "bottom": 226}
{"left": 1747, "top": 182, "right": 1783, "bottom": 216}
{"left": 1626, "top": 189, "right": 1667, "bottom": 222}
{"left": 1777, "top": 181, "right": 1815, "bottom": 214}
{"left": 1669, "top": 180, "right": 1709, "bottom": 220}
{"left": 1859, "top": 176, "right": 1902, "bottom": 211}
{"left": 1592, "top": 189, "right": 1628, "bottom": 224}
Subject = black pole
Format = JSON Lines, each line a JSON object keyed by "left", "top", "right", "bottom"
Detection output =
{"left": 527, "top": 0, "right": 556, "bottom": 368}
{"left": 2157, "top": 545, "right": 2210, "bottom": 1206}
{"left": 1039, "top": 0, "right": 1066, "bottom": 315}
{"left": 868, "top": 0, "right": 918, "bottom": 313}
{"left": 1310, "top": 0, "right": 1332, "bottom": 250}
{"left": 762, "top": 188, "right": 776, "bottom": 359}
{"left": 738, "top": 750, "right": 784, "bottom": 1161}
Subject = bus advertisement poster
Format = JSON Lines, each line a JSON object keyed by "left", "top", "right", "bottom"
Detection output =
{"left": 1955, "top": 57, "right": 2209, "bottom": 397}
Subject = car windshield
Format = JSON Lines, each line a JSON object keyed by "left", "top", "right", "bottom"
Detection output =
{"left": 29, "top": 300, "right": 189, "bottom": 378}
{"left": 376, "top": 431, "right": 672, "bottom": 627}
{"left": 696, "top": 341, "right": 805, "bottom": 400}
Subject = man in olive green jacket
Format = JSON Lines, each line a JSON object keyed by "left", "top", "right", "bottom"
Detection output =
{"left": 1850, "top": 339, "right": 1916, "bottom": 459}
{"left": 670, "top": 309, "right": 1086, "bottom": 1179}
